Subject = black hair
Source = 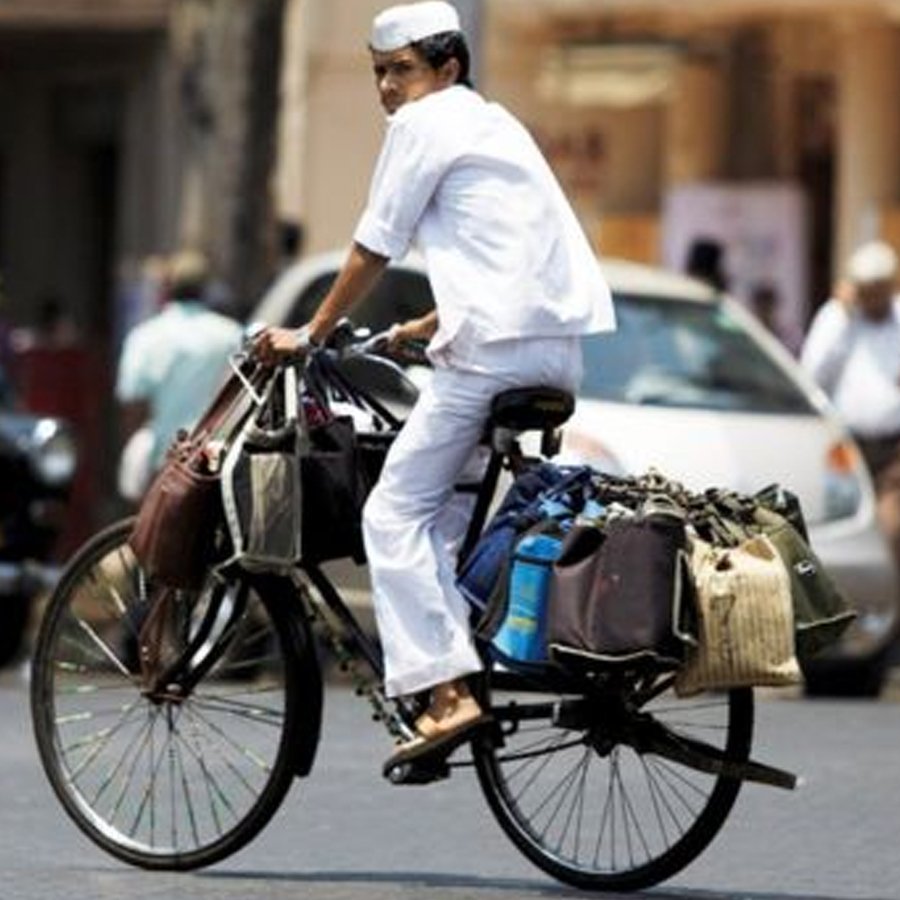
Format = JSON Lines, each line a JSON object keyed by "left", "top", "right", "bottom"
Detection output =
{"left": 410, "top": 31, "right": 472, "bottom": 87}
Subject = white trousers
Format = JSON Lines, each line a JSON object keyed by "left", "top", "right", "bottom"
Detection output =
{"left": 362, "top": 336, "right": 582, "bottom": 698}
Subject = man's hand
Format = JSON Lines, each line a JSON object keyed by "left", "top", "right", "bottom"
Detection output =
{"left": 387, "top": 311, "right": 438, "bottom": 353}
{"left": 251, "top": 326, "right": 309, "bottom": 366}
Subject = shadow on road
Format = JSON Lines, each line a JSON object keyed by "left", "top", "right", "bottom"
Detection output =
{"left": 198, "top": 868, "right": 879, "bottom": 900}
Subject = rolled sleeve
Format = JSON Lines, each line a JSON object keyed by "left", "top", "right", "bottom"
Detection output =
{"left": 354, "top": 209, "right": 413, "bottom": 260}
{"left": 353, "top": 110, "right": 451, "bottom": 260}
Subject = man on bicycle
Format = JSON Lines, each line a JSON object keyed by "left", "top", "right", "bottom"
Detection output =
{"left": 254, "top": 0, "right": 615, "bottom": 772}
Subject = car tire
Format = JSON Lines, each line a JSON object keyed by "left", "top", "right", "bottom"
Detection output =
{"left": 0, "top": 592, "right": 30, "bottom": 667}
{"left": 802, "top": 655, "right": 887, "bottom": 698}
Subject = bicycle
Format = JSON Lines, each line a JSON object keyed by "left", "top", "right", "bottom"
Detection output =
{"left": 30, "top": 327, "right": 796, "bottom": 891}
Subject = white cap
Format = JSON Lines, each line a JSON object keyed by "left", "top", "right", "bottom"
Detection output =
{"left": 370, "top": 1, "right": 461, "bottom": 52}
{"left": 847, "top": 240, "right": 898, "bottom": 284}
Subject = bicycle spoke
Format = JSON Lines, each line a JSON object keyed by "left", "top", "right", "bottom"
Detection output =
{"left": 73, "top": 618, "right": 132, "bottom": 678}
{"left": 33, "top": 522, "right": 299, "bottom": 869}
{"left": 63, "top": 699, "right": 144, "bottom": 779}
{"left": 475, "top": 671, "right": 753, "bottom": 891}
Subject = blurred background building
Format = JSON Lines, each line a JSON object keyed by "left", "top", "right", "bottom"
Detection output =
{"left": 2, "top": 0, "right": 900, "bottom": 531}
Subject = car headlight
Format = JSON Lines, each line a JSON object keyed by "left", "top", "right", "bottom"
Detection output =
{"left": 558, "top": 429, "right": 626, "bottom": 475}
{"left": 29, "top": 419, "right": 77, "bottom": 487}
{"left": 823, "top": 439, "right": 863, "bottom": 521}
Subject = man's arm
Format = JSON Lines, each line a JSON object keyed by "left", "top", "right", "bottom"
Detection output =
{"left": 390, "top": 309, "right": 438, "bottom": 345}
{"left": 254, "top": 243, "right": 388, "bottom": 360}
{"left": 309, "top": 243, "right": 389, "bottom": 342}
{"left": 799, "top": 298, "right": 858, "bottom": 396}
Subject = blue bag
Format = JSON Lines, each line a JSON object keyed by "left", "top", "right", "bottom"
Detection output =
{"left": 457, "top": 462, "right": 592, "bottom": 612}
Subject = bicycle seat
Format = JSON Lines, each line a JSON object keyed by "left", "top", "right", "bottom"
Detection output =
{"left": 488, "top": 387, "right": 574, "bottom": 433}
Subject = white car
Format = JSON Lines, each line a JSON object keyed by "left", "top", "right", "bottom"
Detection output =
{"left": 252, "top": 251, "right": 900, "bottom": 696}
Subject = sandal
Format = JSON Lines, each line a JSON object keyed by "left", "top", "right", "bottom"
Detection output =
{"left": 382, "top": 679, "right": 492, "bottom": 775}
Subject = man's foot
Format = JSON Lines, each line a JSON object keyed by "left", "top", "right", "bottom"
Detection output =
{"left": 382, "top": 679, "right": 491, "bottom": 776}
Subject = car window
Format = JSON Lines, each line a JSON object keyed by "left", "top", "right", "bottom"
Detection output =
{"left": 285, "top": 268, "right": 434, "bottom": 332}
{"left": 580, "top": 294, "right": 816, "bottom": 414}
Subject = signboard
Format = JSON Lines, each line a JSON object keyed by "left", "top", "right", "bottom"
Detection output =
{"left": 662, "top": 182, "right": 809, "bottom": 353}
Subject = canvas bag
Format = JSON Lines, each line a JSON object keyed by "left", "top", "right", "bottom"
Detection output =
{"left": 675, "top": 533, "right": 802, "bottom": 696}
{"left": 752, "top": 506, "right": 856, "bottom": 659}
{"left": 547, "top": 500, "right": 694, "bottom": 670}
{"left": 695, "top": 486, "right": 856, "bottom": 661}
{"left": 222, "top": 356, "right": 388, "bottom": 572}
{"left": 222, "top": 364, "right": 305, "bottom": 573}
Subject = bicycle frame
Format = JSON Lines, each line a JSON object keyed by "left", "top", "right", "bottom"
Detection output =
{"left": 140, "top": 344, "right": 533, "bottom": 774}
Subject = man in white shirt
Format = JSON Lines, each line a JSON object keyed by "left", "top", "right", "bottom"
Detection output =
{"left": 116, "top": 250, "right": 243, "bottom": 493}
{"left": 254, "top": 1, "right": 615, "bottom": 771}
{"left": 801, "top": 239, "right": 900, "bottom": 560}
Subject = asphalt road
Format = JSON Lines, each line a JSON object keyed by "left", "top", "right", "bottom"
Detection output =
{"left": 6, "top": 661, "right": 900, "bottom": 900}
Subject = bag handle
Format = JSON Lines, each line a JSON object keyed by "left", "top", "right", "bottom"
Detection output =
{"left": 242, "top": 363, "right": 306, "bottom": 451}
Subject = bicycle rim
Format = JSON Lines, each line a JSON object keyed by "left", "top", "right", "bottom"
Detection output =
{"left": 31, "top": 520, "right": 302, "bottom": 870}
{"left": 473, "top": 669, "right": 753, "bottom": 891}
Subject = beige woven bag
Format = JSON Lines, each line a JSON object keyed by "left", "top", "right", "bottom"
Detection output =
{"left": 675, "top": 532, "right": 801, "bottom": 696}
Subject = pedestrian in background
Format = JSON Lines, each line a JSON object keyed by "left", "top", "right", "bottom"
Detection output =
{"left": 684, "top": 237, "right": 728, "bottom": 292}
{"left": 800, "top": 239, "right": 900, "bottom": 560}
{"left": 115, "top": 249, "right": 243, "bottom": 501}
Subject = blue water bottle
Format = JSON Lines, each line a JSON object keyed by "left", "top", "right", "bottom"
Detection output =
{"left": 493, "top": 533, "right": 563, "bottom": 663}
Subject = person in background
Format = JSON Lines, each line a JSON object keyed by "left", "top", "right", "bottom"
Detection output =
{"left": 800, "top": 239, "right": 900, "bottom": 561}
{"left": 115, "top": 249, "right": 244, "bottom": 501}
{"left": 253, "top": 1, "right": 614, "bottom": 772}
{"left": 684, "top": 237, "right": 728, "bottom": 293}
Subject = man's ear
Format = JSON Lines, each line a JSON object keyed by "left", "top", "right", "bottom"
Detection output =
{"left": 439, "top": 57, "right": 461, "bottom": 86}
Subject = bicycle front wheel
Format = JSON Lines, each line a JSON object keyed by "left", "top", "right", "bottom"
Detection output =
{"left": 31, "top": 520, "right": 303, "bottom": 870}
{"left": 473, "top": 668, "right": 754, "bottom": 891}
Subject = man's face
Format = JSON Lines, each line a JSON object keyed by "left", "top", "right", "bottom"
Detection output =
{"left": 371, "top": 46, "right": 454, "bottom": 115}
{"left": 854, "top": 279, "right": 895, "bottom": 321}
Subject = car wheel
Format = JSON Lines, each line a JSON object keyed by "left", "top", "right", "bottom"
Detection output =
{"left": 802, "top": 655, "right": 887, "bottom": 698}
{"left": 0, "top": 592, "right": 30, "bottom": 667}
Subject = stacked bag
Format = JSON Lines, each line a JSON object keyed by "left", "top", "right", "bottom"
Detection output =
{"left": 457, "top": 464, "right": 856, "bottom": 694}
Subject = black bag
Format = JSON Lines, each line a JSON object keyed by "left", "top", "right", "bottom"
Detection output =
{"left": 547, "top": 504, "right": 693, "bottom": 670}
{"left": 298, "top": 352, "right": 392, "bottom": 564}
{"left": 300, "top": 416, "right": 374, "bottom": 564}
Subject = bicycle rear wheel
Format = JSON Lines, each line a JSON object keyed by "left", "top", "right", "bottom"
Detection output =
{"left": 31, "top": 520, "right": 303, "bottom": 870}
{"left": 473, "top": 666, "right": 753, "bottom": 891}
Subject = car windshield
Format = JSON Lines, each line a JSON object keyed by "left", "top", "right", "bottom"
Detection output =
{"left": 580, "top": 294, "right": 816, "bottom": 414}
{"left": 284, "top": 268, "right": 435, "bottom": 332}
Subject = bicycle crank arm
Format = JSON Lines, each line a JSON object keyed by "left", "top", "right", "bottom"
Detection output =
{"left": 637, "top": 723, "right": 798, "bottom": 790}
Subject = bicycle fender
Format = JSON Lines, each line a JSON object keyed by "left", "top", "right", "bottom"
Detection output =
{"left": 253, "top": 573, "right": 323, "bottom": 778}
{"left": 289, "top": 606, "right": 324, "bottom": 778}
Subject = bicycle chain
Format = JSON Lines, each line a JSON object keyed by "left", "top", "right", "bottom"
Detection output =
{"left": 297, "top": 582, "right": 416, "bottom": 743}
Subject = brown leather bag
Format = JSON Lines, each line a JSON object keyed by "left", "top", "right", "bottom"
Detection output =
{"left": 129, "top": 454, "right": 223, "bottom": 589}
{"left": 129, "top": 364, "right": 256, "bottom": 590}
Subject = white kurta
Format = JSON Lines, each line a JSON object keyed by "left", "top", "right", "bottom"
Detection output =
{"left": 800, "top": 297, "right": 900, "bottom": 439}
{"left": 355, "top": 84, "right": 615, "bottom": 698}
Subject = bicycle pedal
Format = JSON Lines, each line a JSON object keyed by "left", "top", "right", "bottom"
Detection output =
{"left": 384, "top": 758, "right": 450, "bottom": 786}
